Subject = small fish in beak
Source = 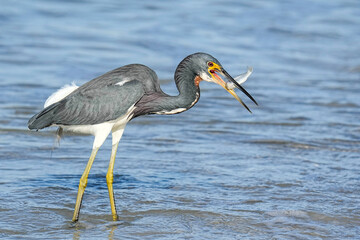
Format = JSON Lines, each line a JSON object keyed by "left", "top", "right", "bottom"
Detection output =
{"left": 226, "top": 67, "right": 253, "bottom": 89}
{"left": 207, "top": 62, "right": 258, "bottom": 113}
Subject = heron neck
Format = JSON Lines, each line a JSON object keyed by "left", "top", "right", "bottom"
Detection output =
{"left": 171, "top": 62, "right": 200, "bottom": 108}
{"left": 133, "top": 59, "right": 200, "bottom": 117}
{"left": 150, "top": 70, "right": 199, "bottom": 115}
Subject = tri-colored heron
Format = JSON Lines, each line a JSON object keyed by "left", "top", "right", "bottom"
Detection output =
{"left": 28, "top": 52, "right": 257, "bottom": 222}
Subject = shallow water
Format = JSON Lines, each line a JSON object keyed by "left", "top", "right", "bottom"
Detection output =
{"left": 1, "top": 0, "right": 360, "bottom": 239}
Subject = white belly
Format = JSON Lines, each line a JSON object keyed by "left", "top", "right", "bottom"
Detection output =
{"left": 57, "top": 105, "right": 135, "bottom": 135}
{"left": 45, "top": 83, "right": 135, "bottom": 149}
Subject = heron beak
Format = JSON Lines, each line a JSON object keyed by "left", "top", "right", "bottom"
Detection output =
{"left": 209, "top": 65, "right": 257, "bottom": 113}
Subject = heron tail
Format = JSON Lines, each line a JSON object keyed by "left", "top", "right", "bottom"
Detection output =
{"left": 28, "top": 102, "right": 61, "bottom": 130}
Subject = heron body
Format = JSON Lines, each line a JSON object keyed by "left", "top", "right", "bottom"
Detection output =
{"left": 28, "top": 52, "right": 257, "bottom": 222}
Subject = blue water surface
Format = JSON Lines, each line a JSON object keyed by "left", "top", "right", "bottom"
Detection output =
{"left": 0, "top": 0, "right": 359, "bottom": 239}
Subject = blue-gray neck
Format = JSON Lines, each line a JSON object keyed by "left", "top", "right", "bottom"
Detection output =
{"left": 133, "top": 58, "right": 200, "bottom": 117}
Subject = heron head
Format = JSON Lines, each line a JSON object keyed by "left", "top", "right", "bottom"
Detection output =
{"left": 192, "top": 53, "right": 257, "bottom": 113}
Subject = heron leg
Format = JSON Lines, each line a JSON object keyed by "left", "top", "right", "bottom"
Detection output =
{"left": 107, "top": 141, "right": 119, "bottom": 220}
{"left": 72, "top": 147, "right": 99, "bottom": 222}
{"left": 106, "top": 128, "right": 125, "bottom": 221}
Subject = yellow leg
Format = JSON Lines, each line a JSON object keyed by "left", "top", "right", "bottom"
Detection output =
{"left": 72, "top": 147, "right": 99, "bottom": 222}
{"left": 106, "top": 142, "right": 119, "bottom": 221}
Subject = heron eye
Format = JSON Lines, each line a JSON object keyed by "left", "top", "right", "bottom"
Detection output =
{"left": 208, "top": 62, "right": 214, "bottom": 67}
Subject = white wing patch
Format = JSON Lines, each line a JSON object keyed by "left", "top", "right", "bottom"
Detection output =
{"left": 115, "top": 78, "right": 133, "bottom": 87}
{"left": 44, "top": 83, "right": 79, "bottom": 108}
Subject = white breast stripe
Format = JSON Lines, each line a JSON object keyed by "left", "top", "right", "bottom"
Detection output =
{"left": 156, "top": 108, "right": 187, "bottom": 115}
{"left": 190, "top": 93, "right": 200, "bottom": 108}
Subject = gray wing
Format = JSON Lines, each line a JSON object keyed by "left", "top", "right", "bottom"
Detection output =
{"left": 28, "top": 80, "right": 144, "bottom": 129}
{"left": 80, "top": 64, "right": 162, "bottom": 94}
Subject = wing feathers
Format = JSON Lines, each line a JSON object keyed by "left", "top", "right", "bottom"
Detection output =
{"left": 28, "top": 80, "right": 144, "bottom": 129}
